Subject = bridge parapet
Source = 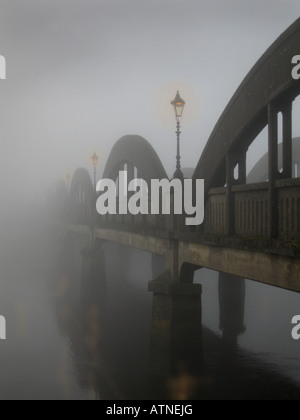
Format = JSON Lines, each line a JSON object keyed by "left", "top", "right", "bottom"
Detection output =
{"left": 205, "top": 178, "right": 300, "bottom": 241}
{"left": 96, "top": 197, "right": 176, "bottom": 235}
{"left": 52, "top": 178, "right": 300, "bottom": 252}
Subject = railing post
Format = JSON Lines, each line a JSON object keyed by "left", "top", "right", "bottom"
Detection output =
{"left": 282, "top": 100, "right": 293, "bottom": 179}
{"left": 226, "top": 148, "right": 247, "bottom": 236}
{"left": 127, "top": 164, "right": 135, "bottom": 227}
{"left": 226, "top": 152, "right": 235, "bottom": 235}
{"left": 268, "top": 102, "right": 279, "bottom": 239}
{"left": 239, "top": 151, "right": 247, "bottom": 185}
{"left": 90, "top": 190, "right": 98, "bottom": 247}
{"left": 171, "top": 190, "right": 179, "bottom": 281}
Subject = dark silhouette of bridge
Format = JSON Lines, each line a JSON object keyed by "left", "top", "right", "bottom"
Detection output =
{"left": 53, "top": 19, "right": 300, "bottom": 293}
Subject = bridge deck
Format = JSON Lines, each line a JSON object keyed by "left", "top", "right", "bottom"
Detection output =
{"left": 65, "top": 222, "right": 300, "bottom": 293}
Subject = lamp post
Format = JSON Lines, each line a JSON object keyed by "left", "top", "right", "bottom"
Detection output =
{"left": 91, "top": 152, "right": 99, "bottom": 190}
{"left": 66, "top": 173, "right": 71, "bottom": 189}
{"left": 171, "top": 90, "right": 185, "bottom": 180}
{"left": 90, "top": 152, "right": 99, "bottom": 246}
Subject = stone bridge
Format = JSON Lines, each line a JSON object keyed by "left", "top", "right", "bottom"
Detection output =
{"left": 52, "top": 19, "right": 300, "bottom": 293}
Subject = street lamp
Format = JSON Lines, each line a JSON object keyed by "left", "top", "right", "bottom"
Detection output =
{"left": 171, "top": 90, "right": 185, "bottom": 180}
{"left": 91, "top": 152, "right": 99, "bottom": 245}
{"left": 66, "top": 173, "right": 71, "bottom": 189}
{"left": 91, "top": 152, "right": 99, "bottom": 190}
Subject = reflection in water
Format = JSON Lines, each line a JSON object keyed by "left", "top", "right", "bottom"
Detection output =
{"left": 1, "top": 215, "right": 300, "bottom": 399}
{"left": 219, "top": 273, "right": 246, "bottom": 347}
{"left": 49, "top": 236, "right": 300, "bottom": 400}
{"left": 167, "top": 369, "right": 202, "bottom": 400}
{"left": 53, "top": 238, "right": 120, "bottom": 400}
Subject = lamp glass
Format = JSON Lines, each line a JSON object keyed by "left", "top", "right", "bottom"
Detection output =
{"left": 171, "top": 91, "right": 185, "bottom": 119}
{"left": 91, "top": 153, "right": 99, "bottom": 167}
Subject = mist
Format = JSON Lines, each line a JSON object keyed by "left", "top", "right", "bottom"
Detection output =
{"left": 1, "top": 0, "right": 300, "bottom": 200}
{"left": 1, "top": 0, "right": 300, "bottom": 401}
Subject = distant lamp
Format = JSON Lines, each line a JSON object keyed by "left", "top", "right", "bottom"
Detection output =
{"left": 66, "top": 173, "right": 71, "bottom": 189}
{"left": 91, "top": 152, "right": 99, "bottom": 168}
{"left": 171, "top": 91, "right": 185, "bottom": 180}
{"left": 91, "top": 152, "right": 99, "bottom": 190}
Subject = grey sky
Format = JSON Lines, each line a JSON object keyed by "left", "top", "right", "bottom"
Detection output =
{"left": 0, "top": 0, "right": 300, "bottom": 203}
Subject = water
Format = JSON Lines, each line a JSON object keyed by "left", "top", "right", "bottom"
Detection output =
{"left": 1, "top": 212, "right": 300, "bottom": 400}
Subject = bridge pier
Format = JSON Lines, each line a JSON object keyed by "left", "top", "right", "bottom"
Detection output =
{"left": 152, "top": 254, "right": 166, "bottom": 279}
{"left": 148, "top": 271, "right": 203, "bottom": 378}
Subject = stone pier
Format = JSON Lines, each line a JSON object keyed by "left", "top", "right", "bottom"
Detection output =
{"left": 148, "top": 271, "right": 203, "bottom": 378}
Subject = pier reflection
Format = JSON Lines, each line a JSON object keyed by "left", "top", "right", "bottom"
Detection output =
{"left": 50, "top": 240, "right": 300, "bottom": 400}
{"left": 53, "top": 236, "right": 110, "bottom": 399}
{"left": 219, "top": 272, "right": 246, "bottom": 349}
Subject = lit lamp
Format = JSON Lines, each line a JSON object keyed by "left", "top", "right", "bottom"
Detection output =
{"left": 91, "top": 152, "right": 99, "bottom": 190}
{"left": 171, "top": 91, "right": 185, "bottom": 180}
{"left": 66, "top": 173, "right": 71, "bottom": 186}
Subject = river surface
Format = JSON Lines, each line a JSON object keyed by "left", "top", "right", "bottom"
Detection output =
{"left": 0, "top": 210, "right": 300, "bottom": 400}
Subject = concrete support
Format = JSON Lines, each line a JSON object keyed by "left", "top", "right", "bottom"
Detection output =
{"left": 152, "top": 254, "right": 166, "bottom": 279}
{"left": 179, "top": 240, "right": 300, "bottom": 292}
{"left": 179, "top": 263, "right": 200, "bottom": 284}
{"left": 165, "top": 244, "right": 179, "bottom": 282}
{"left": 148, "top": 271, "right": 202, "bottom": 378}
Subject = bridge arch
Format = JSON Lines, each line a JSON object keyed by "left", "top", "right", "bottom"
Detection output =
{"left": 193, "top": 18, "right": 300, "bottom": 193}
{"left": 103, "top": 134, "right": 168, "bottom": 184}
{"left": 248, "top": 137, "right": 300, "bottom": 183}
{"left": 69, "top": 168, "right": 94, "bottom": 225}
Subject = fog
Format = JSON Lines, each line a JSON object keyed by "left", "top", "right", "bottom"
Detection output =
{"left": 1, "top": 0, "right": 300, "bottom": 204}
{"left": 1, "top": 0, "right": 300, "bottom": 401}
